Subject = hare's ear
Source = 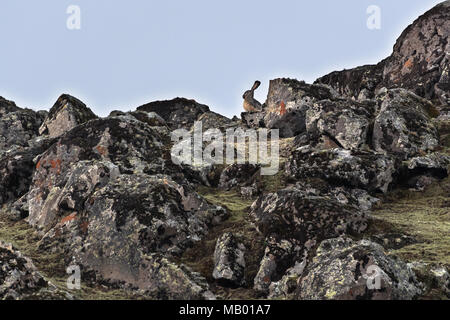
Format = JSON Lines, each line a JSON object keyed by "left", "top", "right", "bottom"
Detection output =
{"left": 252, "top": 81, "right": 261, "bottom": 91}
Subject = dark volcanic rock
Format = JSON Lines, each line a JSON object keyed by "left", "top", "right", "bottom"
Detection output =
{"left": 137, "top": 97, "right": 210, "bottom": 130}
{"left": 296, "top": 236, "right": 422, "bottom": 300}
{"left": 39, "top": 94, "right": 97, "bottom": 138}
{"left": 212, "top": 232, "right": 246, "bottom": 287}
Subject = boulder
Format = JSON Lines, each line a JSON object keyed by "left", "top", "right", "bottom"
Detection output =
{"left": 250, "top": 187, "right": 367, "bottom": 244}
{"left": 27, "top": 117, "right": 183, "bottom": 230}
{"left": 373, "top": 89, "right": 439, "bottom": 159}
{"left": 212, "top": 232, "right": 246, "bottom": 287}
{"left": 297, "top": 236, "right": 422, "bottom": 300}
{"left": 36, "top": 173, "right": 224, "bottom": 299}
{"left": 39, "top": 94, "right": 97, "bottom": 138}
{"left": 0, "top": 108, "right": 47, "bottom": 151}
{"left": 218, "top": 163, "right": 260, "bottom": 190}
{"left": 241, "top": 111, "right": 265, "bottom": 129}
{"left": 400, "top": 152, "right": 450, "bottom": 189}
{"left": 253, "top": 238, "right": 301, "bottom": 294}
{"left": 305, "top": 99, "right": 375, "bottom": 150}
{"left": 137, "top": 97, "right": 210, "bottom": 130}
{"left": 262, "top": 78, "right": 338, "bottom": 138}
{"left": 286, "top": 147, "right": 396, "bottom": 193}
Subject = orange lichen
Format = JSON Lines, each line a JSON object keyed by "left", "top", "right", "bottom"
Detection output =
{"left": 279, "top": 101, "right": 287, "bottom": 116}
{"left": 404, "top": 57, "right": 414, "bottom": 70}
{"left": 36, "top": 159, "right": 46, "bottom": 169}
{"left": 80, "top": 220, "right": 89, "bottom": 234}
{"left": 50, "top": 159, "right": 62, "bottom": 174}
{"left": 60, "top": 213, "right": 77, "bottom": 224}
{"left": 96, "top": 145, "right": 108, "bottom": 156}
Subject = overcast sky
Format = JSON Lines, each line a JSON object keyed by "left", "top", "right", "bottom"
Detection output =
{"left": 0, "top": 0, "right": 443, "bottom": 118}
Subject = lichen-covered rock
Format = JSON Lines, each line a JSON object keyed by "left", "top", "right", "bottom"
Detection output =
{"left": 306, "top": 99, "right": 374, "bottom": 150}
{"left": 0, "top": 108, "right": 47, "bottom": 150}
{"left": 0, "top": 96, "right": 21, "bottom": 117}
{"left": 262, "top": 79, "right": 338, "bottom": 138}
{"left": 194, "top": 111, "right": 235, "bottom": 132}
{"left": 286, "top": 147, "right": 396, "bottom": 193}
{"left": 39, "top": 94, "right": 97, "bottom": 138}
{"left": 253, "top": 238, "right": 301, "bottom": 294}
{"left": 373, "top": 89, "right": 439, "bottom": 159}
{"left": 27, "top": 116, "right": 186, "bottom": 229}
{"left": 36, "top": 173, "right": 224, "bottom": 299}
{"left": 314, "top": 62, "right": 386, "bottom": 100}
{"left": 316, "top": 2, "right": 450, "bottom": 105}
{"left": 137, "top": 97, "right": 210, "bottom": 130}
{"left": 382, "top": 1, "right": 450, "bottom": 104}
{"left": 268, "top": 259, "right": 307, "bottom": 299}
{"left": 241, "top": 111, "right": 266, "bottom": 129}
{"left": 297, "top": 236, "right": 422, "bottom": 300}
{"left": 400, "top": 152, "right": 450, "bottom": 189}
{"left": 212, "top": 232, "right": 246, "bottom": 287}
{"left": 0, "top": 241, "right": 70, "bottom": 300}
{"left": 408, "top": 262, "right": 450, "bottom": 298}
{"left": 0, "top": 137, "right": 55, "bottom": 206}
{"left": 406, "top": 152, "right": 450, "bottom": 177}
{"left": 250, "top": 187, "right": 367, "bottom": 244}
{"left": 218, "top": 163, "right": 260, "bottom": 190}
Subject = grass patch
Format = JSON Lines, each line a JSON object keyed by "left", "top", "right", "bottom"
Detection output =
{"left": 368, "top": 176, "right": 450, "bottom": 267}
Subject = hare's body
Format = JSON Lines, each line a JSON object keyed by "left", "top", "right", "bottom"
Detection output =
{"left": 243, "top": 81, "right": 262, "bottom": 112}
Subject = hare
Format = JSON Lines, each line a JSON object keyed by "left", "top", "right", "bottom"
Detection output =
{"left": 243, "top": 81, "right": 263, "bottom": 112}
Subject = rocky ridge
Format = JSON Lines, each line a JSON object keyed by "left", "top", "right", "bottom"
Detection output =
{"left": 0, "top": 1, "right": 449, "bottom": 300}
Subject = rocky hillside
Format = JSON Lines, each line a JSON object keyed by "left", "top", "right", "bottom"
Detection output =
{"left": 0, "top": 2, "right": 449, "bottom": 300}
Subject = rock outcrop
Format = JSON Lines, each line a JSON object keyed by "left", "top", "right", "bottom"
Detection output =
{"left": 212, "top": 232, "right": 246, "bottom": 287}
{"left": 296, "top": 237, "right": 422, "bottom": 300}
{"left": 0, "top": 1, "right": 449, "bottom": 301}
{"left": 316, "top": 1, "right": 450, "bottom": 105}
{"left": 39, "top": 94, "right": 97, "bottom": 138}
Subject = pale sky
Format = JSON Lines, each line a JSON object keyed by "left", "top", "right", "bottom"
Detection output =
{"left": 0, "top": 0, "right": 443, "bottom": 118}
